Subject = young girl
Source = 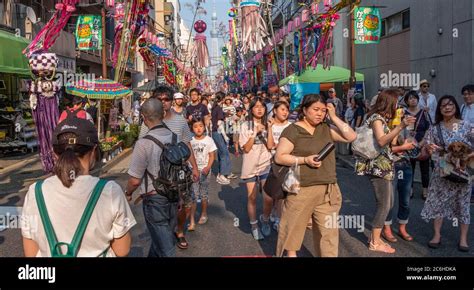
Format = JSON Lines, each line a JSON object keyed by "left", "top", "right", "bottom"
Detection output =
{"left": 267, "top": 101, "right": 291, "bottom": 231}
{"left": 188, "top": 119, "right": 217, "bottom": 231}
{"left": 239, "top": 97, "right": 274, "bottom": 240}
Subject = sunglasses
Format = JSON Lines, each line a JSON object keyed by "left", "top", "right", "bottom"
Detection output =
{"left": 422, "top": 85, "right": 430, "bottom": 88}
{"left": 159, "top": 97, "right": 171, "bottom": 102}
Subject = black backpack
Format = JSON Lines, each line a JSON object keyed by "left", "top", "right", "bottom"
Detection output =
{"left": 143, "top": 124, "right": 192, "bottom": 202}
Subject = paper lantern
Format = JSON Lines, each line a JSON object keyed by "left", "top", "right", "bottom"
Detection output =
{"left": 295, "top": 17, "right": 301, "bottom": 29}
{"left": 106, "top": 0, "right": 114, "bottom": 8}
{"left": 287, "top": 21, "right": 294, "bottom": 33}
{"left": 311, "top": 2, "right": 319, "bottom": 15}
{"left": 194, "top": 20, "right": 207, "bottom": 33}
{"left": 302, "top": 9, "right": 310, "bottom": 22}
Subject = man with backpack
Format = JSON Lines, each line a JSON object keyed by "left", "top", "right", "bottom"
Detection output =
{"left": 126, "top": 98, "right": 193, "bottom": 257}
{"left": 137, "top": 85, "right": 199, "bottom": 250}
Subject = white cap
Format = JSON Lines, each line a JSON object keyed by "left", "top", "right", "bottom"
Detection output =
{"left": 174, "top": 92, "right": 184, "bottom": 100}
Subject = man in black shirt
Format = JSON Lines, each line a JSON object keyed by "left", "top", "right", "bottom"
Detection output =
{"left": 185, "top": 88, "right": 210, "bottom": 130}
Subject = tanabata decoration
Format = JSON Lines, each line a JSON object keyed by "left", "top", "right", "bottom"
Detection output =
{"left": 138, "top": 38, "right": 155, "bottom": 66}
{"left": 306, "top": 0, "right": 346, "bottom": 69}
{"left": 28, "top": 52, "right": 60, "bottom": 172}
{"left": 23, "top": 0, "right": 78, "bottom": 57}
{"left": 239, "top": 0, "right": 272, "bottom": 54}
{"left": 112, "top": 3, "right": 125, "bottom": 67}
{"left": 192, "top": 20, "right": 210, "bottom": 68}
{"left": 149, "top": 44, "right": 172, "bottom": 58}
{"left": 163, "top": 58, "right": 176, "bottom": 85}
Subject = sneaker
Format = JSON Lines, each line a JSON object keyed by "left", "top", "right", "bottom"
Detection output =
{"left": 226, "top": 173, "right": 238, "bottom": 179}
{"left": 216, "top": 174, "right": 230, "bottom": 185}
{"left": 252, "top": 227, "right": 264, "bottom": 240}
{"left": 260, "top": 214, "right": 271, "bottom": 237}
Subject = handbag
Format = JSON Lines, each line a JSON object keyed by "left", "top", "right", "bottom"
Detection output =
{"left": 352, "top": 116, "right": 384, "bottom": 160}
{"left": 436, "top": 124, "right": 470, "bottom": 183}
{"left": 263, "top": 158, "right": 289, "bottom": 200}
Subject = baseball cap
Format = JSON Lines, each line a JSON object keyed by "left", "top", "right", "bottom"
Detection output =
{"left": 52, "top": 117, "right": 98, "bottom": 147}
{"left": 174, "top": 92, "right": 184, "bottom": 100}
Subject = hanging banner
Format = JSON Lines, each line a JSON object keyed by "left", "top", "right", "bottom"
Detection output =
{"left": 354, "top": 7, "right": 381, "bottom": 44}
{"left": 76, "top": 15, "right": 102, "bottom": 50}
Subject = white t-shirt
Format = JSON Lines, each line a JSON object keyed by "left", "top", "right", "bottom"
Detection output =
{"left": 21, "top": 175, "right": 136, "bottom": 257}
{"left": 191, "top": 136, "right": 217, "bottom": 171}
{"left": 271, "top": 122, "right": 291, "bottom": 147}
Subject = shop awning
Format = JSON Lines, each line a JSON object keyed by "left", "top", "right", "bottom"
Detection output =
{"left": 279, "top": 66, "right": 365, "bottom": 86}
{"left": 0, "top": 30, "right": 31, "bottom": 76}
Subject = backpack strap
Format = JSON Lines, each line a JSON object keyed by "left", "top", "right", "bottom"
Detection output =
{"left": 69, "top": 179, "right": 108, "bottom": 256}
{"left": 161, "top": 122, "right": 178, "bottom": 144}
{"left": 35, "top": 180, "right": 59, "bottom": 256}
{"left": 142, "top": 135, "right": 165, "bottom": 194}
{"left": 35, "top": 179, "right": 108, "bottom": 257}
{"left": 142, "top": 135, "right": 165, "bottom": 149}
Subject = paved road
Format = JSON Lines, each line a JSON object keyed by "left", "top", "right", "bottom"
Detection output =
{"left": 1, "top": 153, "right": 472, "bottom": 257}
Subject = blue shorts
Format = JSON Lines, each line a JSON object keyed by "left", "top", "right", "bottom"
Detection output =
{"left": 241, "top": 173, "right": 269, "bottom": 184}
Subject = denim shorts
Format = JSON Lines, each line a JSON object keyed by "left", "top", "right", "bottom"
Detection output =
{"left": 241, "top": 173, "right": 269, "bottom": 183}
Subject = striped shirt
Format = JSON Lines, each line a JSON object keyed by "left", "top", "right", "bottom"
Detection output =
{"left": 138, "top": 111, "right": 192, "bottom": 143}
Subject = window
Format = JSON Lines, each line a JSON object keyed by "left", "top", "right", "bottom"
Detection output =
{"left": 402, "top": 10, "right": 410, "bottom": 29}
{"left": 387, "top": 13, "right": 402, "bottom": 35}
{"left": 382, "top": 9, "right": 410, "bottom": 37}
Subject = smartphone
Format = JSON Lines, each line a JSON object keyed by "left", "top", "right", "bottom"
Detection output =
{"left": 314, "top": 142, "right": 335, "bottom": 162}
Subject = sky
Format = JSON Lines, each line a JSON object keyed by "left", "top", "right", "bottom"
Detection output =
{"left": 179, "top": 0, "right": 232, "bottom": 42}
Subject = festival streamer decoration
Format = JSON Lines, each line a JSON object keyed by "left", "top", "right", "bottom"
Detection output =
{"left": 138, "top": 38, "right": 155, "bottom": 67}
{"left": 28, "top": 52, "right": 61, "bottom": 172}
{"left": 192, "top": 20, "right": 210, "bottom": 68}
{"left": 228, "top": 8, "right": 238, "bottom": 46}
{"left": 240, "top": 0, "right": 272, "bottom": 54}
{"left": 23, "top": 0, "right": 79, "bottom": 57}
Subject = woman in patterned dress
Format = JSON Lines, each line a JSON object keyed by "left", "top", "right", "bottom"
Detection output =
{"left": 422, "top": 95, "right": 473, "bottom": 252}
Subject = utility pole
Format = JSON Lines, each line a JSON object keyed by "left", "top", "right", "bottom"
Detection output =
{"left": 101, "top": 7, "right": 107, "bottom": 78}
{"left": 349, "top": 1, "right": 356, "bottom": 89}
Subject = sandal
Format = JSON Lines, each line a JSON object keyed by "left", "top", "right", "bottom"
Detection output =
{"left": 398, "top": 232, "right": 413, "bottom": 242}
{"left": 369, "top": 240, "right": 396, "bottom": 254}
{"left": 198, "top": 216, "right": 208, "bottom": 225}
{"left": 381, "top": 231, "right": 398, "bottom": 243}
{"left": 187, "top": 223, "right": 196, "bottom": 232}
{"left": 175, "top": 234, "right": 189, "bottom": 250}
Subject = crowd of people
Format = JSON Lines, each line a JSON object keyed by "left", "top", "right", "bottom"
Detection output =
{"left": 19, "top": 81, "right": 474, "bottom": 257}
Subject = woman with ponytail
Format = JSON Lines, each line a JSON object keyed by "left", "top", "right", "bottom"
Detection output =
{"left": 21, "top": 116, "right": 136, "bottom": 257}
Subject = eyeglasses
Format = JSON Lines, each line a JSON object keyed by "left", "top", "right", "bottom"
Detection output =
{"left": 159, "top": 97, "right": 171, "bottom": 102}
{"left": 440, "top": 102, "right": 455, "bottom": 109}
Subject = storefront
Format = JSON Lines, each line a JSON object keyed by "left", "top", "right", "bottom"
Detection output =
{"left": 0, "top": 29, "right": 36, "bottom": 155}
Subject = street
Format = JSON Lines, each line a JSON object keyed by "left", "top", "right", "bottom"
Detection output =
{"left": 1, "top": 153, "right": 472, "bottom": 257}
